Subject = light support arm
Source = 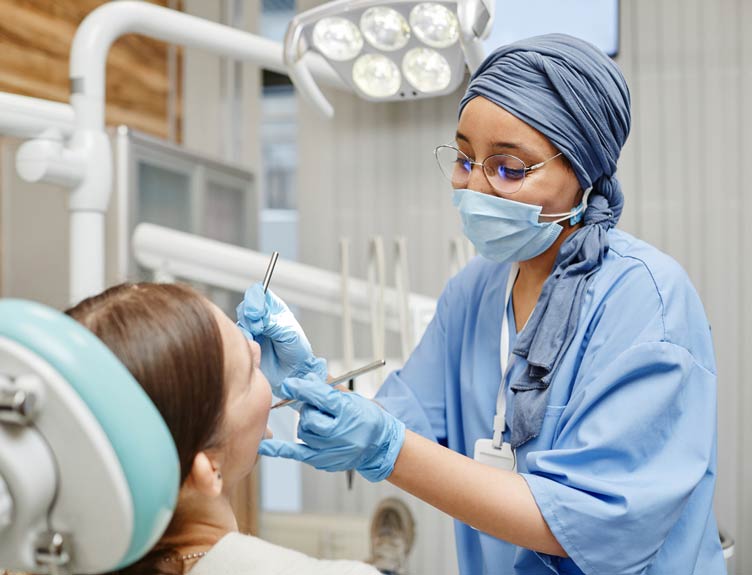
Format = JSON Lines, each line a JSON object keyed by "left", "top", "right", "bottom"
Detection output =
{"left": 59, "top": 1, "right": 345, "bottom": 304}
{"left": 284, "top": 9, "right": 336, "bottom": 119}
{"left": 458, "top": 0, "right": 494, "bottom": 72}
{"left": 69, "top": 1, "right": 344, "bottom": 131}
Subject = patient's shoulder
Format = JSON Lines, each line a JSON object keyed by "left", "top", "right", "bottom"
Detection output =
{"left": 190, "top": 532, "right": 380, "bottom": 574}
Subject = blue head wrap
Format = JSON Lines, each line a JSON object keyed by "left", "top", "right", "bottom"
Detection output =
{"left": 458, "top": 34, "right": 631, "bottom": 448}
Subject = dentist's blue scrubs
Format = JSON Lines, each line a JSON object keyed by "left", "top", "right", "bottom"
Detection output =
{"left": 376, "top": 228, "right": 725, "bottom": 575}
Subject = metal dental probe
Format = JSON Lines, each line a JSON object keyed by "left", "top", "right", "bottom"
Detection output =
{"left": 347, "top": 374, "right": 355, "bottom": 490}
{"left": 270, "top": 359, "right": 386, "bottom": 410}
{"left": 262, "top": 251, "right": 280, "bottom": 293}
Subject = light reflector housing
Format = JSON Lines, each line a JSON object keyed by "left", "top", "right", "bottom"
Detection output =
{"left": 353, "top": 53, "right": 403, "bottom": 97}
{"left": 285, "top": 0, "right": 493, "bottom": 116}
{"left": 402, "top": 47, "right": 451, "bottom": 93}
{"left": 312, "top": 16, "right": 364, "bottom": 61}
{"left": 409, "top": 3, "right": 460, "bottom": 48}
{"left": 361, "top": 7, "right": 411, "bottom": 51}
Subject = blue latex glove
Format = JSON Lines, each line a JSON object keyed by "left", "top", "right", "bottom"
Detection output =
{"left": 258, "top": 374, "right": 406, "bottom": 482}
{"left": 236, "top": 283, "right": 327, "bottom": 394}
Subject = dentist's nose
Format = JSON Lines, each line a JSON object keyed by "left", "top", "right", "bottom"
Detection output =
{"left": 466, "top": 163, "right": 495, "bottom": 196}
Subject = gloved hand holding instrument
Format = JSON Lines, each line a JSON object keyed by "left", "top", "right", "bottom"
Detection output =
{"left": 239, "top": 252, "right": 391, "bottom": 489}
{"left": 236, "top": 252, "right": 328, "bottom": 395}
{"left": 259, "top": 373, "right": 406, "bottom": 482}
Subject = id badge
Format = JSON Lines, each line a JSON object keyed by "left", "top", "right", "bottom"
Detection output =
{"left": 473, "top": 438, "right": 516, "bottom": 472}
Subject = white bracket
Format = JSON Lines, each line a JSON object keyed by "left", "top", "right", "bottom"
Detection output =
{"left": 15, "top": 129, "right": 85, "bottom": 189}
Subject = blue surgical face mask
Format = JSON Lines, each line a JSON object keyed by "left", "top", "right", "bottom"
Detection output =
{"left": 452, "top": 188, "right": 588, "bottom": 264}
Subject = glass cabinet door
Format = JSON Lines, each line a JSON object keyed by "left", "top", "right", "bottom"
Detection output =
{"left": 137, "top": 162, "right": 193, "bottom": 233}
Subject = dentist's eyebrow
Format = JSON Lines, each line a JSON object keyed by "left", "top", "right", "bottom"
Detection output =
{"left": 455, "top": 131, "right": 535, "bottom": 156}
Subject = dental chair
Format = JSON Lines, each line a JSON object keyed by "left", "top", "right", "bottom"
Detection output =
{"left": 0, "top": 299, "right": 180, "bottom": 574}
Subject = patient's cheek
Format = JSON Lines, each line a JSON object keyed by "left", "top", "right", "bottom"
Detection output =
{"left": 264, "top": 427, "right": 273, "bottom": 439}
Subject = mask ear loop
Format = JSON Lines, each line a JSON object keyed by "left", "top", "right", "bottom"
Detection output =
{"left": 539, "top": 187, "right": 592, "bottom": 226}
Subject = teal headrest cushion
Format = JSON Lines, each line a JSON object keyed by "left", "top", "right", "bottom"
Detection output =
{"left": 0, "top": 299, "right": 180, "bottom": 568}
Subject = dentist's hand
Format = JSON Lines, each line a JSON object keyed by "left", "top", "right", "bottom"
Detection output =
{"left": 258, "top": 374, "right": 406, "bottom": 483}
{"left": 236, "top": 283, "right": 327, "bottom": 394}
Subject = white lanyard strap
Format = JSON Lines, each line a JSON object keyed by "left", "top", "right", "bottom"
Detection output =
{"left": 495, "top": 263, "right": 519, "bottom": 449}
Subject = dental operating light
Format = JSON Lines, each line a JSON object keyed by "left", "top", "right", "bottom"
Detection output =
{"left": 285, "top": 0, "right": 494, "bottom": 117}
{"left": 361, "top": 7, "right": 411, "bottom": 51}
{"left": 409, "top": 3, "right": 459, "bottom": 48}
{"left": 312, "top": 17, "right": 364, "bottom": 60}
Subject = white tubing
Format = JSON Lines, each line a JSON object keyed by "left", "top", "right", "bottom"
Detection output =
{"left": 0, "top": 93, "right": 75, "bottom": 139}
{"left": 133, "top": 224, "right": 436, "bottom": 335}
{"left": 289, "top": 58, "right": 335, "bottom": 118}
{"left": 367, "top": 237, "right": 387, "bottom": 381}
{"left": 340, "top": 238, "right": 354, "bottom": 372}
{"left": 394, "top": 237, "right": 414, "bottom": 362}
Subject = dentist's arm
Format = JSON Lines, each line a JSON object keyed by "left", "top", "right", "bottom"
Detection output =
{"left": 389, "top": 430, "right": 565, "bottom": 557}
{"left": 259, "top": 376, "right": 565, "bottom": 557}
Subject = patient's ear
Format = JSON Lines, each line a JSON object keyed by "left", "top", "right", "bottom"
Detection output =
{"left": 187, "top": 451, "right": 223, "bottom": 497}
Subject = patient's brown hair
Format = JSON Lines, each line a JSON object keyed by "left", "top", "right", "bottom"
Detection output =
{"left": 67, "top": 283, "right": 226, "bottom": 574}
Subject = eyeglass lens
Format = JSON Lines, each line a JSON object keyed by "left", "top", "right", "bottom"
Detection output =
{"left": 435, "top": 145, "right": 527, "bottom": 195}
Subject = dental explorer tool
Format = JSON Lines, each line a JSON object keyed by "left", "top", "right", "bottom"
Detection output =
{"left": 270, "top": 359, "right": 386, "bottom": 410}
{"left": 346, "top": 375, "right": 355, "bottom": 490}
{"left": 263, "top": 251, "right": 280, "bottom": 293}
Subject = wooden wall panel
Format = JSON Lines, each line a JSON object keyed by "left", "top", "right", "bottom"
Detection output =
{"left": 0, "top": 0, "right": 181, "bottom": 140}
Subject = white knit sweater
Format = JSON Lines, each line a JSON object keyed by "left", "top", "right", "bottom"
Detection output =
{"left": 189, "top": 532, "right": 381, "bottom": 575}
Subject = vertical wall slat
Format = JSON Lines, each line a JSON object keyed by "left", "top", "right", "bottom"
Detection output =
{"left": 660, "top": 0, "right": 688, "bottom": 266}
{"left": 614, "top": 0, "right": 638, "bottom": 234}
{"left": 680, "top": 0, "right": 706, "bottom": 289}
{"left": 633, "top": 0, "right": 663, "bottom": 247}
{"left": 699, "top": 2, "right": 742, "bottom": 569}
{"left": 737, "top": 0, "right": 752, "bottom": 571}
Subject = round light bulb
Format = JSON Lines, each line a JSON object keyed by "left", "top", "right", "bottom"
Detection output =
{"left": 312, "top": 17, "right": 363, "bottom": 61}
{"left": 409, "top": 3, "right": 459, "bottom": 49}
{"left": 352, "top": 54, "right": 402, "bottom": 98}
{"left": 360, "top": 7, "right": 410, "bottom": 52}
{"left": 403, "top": 48, "right": 451, "bottom": 93}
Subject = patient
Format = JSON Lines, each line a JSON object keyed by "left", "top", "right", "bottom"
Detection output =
{"left": 67, "top": 282, "right": 380, "bottom": 575}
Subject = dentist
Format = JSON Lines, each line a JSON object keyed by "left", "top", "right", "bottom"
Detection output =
{"left": 240, "top": 34, "right": 725, "bottom": 575}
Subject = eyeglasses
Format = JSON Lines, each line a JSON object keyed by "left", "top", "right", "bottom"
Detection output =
{"left": 433, "top": 144, "right": 563, "bottom": 195}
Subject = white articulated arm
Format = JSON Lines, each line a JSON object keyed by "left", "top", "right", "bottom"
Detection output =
{"left": 69, "top": 1, "right": 344, "bottom": 132}
{"left": 458, "top": 0, "right": 494, "bottom": 72}
{"left": 61, "top": 1, "right": 346, "bottom": 303}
